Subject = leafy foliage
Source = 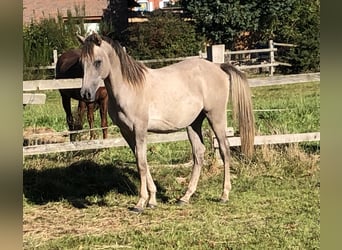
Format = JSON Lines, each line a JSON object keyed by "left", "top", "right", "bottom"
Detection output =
{"left": 23, "top": 7, "right": 86, "bottom": 79}
{"left": 180, "top": 0, "right": 259, "bottom": 48}
{"left": 251, "top": 0, "right": 320, "bottom": 73}
{"left": 181, "top": 0, "right": 320, "bottom": 73}
{"left": 124, "top": 11, "right": 203, "bottom": 64}
{"left": 182, "top": 0, "right": 258, "bottom": 48}
{"left": 23, "top": 1, "right": 319, "bottom": 75}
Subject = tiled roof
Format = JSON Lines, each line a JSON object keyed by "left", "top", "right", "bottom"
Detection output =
{"left": 23, "top": 0, "right": 108, "bottom": 24}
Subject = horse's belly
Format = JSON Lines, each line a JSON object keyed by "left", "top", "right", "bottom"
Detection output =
{"left": 147, "top": 95, "right": 203, "bottom": 132}
{"left": 148, "top": 117, "right": 198, "bottom": 133}
{"left": 148, "top": 109, "right": 201, "bottom": 133}
{"left": 147, "top": 118, "right": 182, "bottom": 133}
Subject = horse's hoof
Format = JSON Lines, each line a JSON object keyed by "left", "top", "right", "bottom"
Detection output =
{"left": 147, "top": 204, "right": 157, "bottom": 209}
{"left": 176, "top": 199, "right": 188, "bottom": 206}
{"left": 219, "top": 198, "right": 228, "bottom": 203}
{"left": 129, "top": 206, "right": 144, "bottom": 213}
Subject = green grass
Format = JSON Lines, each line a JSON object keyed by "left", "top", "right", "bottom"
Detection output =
{"left": 23, "top": 82, "right": 320, "bottom": 249}
{"left": 251, "top": 82, "right": 320, "bottom": 134}
{"left": 23, "top": 90, "right": 67, "bottom": 131}
{"left": 23, "top": 150, "right": 320, "bottom": 249}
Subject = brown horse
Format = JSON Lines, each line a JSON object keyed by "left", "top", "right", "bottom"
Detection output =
{"left": 79, "top": 33, "right": 255, "bottom": 212}
{"left": 55, "top": 48, "right": 108, "bottom": 141}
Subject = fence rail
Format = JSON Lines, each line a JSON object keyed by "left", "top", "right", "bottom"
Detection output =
{"left": 23, "top": 128, "right": 320, "bottom": 156}
{"left": 23, "top": 93, "right": 46, "bottom": 105}
{"left": 224, "top": 40, "right": 289, "bottom": 75}
{"left": 23, "top": 131, "right": 189, "bottom": 156}
{"left": 22, "top": 73, "right": 320, "bottom": 105}
{"left": 24, "top": 73, "right": 320, "bottom": 92}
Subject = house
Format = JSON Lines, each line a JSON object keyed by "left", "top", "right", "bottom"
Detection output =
{"left": 134, "top": 0, "right": 173, "bottom": 12}
{"left": 23, "top": 0, "right": 108, "bottom": 33}
{"left": 23, "top": 0, "right": 176, "bottom": 28}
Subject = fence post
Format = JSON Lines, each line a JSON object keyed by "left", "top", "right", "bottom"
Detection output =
{"left": 207, "top": 44, "right": 225, "bottom": 63}
{"left": 52, "top": 49, "right": 58, "bottom": 66}
{"left": 269, "top": 40, "right": 275, "bottom": 76}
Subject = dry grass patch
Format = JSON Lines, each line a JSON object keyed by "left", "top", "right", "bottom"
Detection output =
{"left": 23, "top": 127, "right": 67, "bottom": 146}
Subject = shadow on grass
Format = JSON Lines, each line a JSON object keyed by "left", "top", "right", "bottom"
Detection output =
{"left": 23, "top": 160, "right": 137, "bottom": 207}
{"left": 23, "top": 159, "right": 168, "bottom": 208}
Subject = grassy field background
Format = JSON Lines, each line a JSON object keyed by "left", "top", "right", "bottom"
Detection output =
{"left": 23, "top": 82, "right": 320, "bottom": 249}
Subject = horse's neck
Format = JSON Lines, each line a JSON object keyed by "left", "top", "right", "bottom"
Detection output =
{"left": 104, "top": 42, "right": 140, "bottom": 102}
{"left": 106, "top": 62, "right": 134, "bottom": 105}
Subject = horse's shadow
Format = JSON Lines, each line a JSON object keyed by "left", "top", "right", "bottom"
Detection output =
{"left": 23, "top": 159, "right": 168, "bottom": 208}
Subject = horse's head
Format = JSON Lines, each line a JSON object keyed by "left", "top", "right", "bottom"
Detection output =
{"left": 79, "top": 33, "right": 111, "bottom": 102}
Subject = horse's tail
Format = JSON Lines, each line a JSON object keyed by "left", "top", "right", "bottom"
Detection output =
{"left": 220, "top": 63, "right": 255, "bottom": 157}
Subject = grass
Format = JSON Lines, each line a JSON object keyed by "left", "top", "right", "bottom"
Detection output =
{"left": 23, "top": 82, "right": 320, "bottom": 249}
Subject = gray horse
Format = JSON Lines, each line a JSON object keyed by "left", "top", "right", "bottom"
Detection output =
{"left": 78, "top": 33, "right": 255, "bottom": 212}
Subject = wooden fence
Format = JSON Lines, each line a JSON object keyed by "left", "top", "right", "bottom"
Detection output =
{"left": 23, "top": 73, "right": 320, "bottom": 105}
{"left": 23, "top": 40, "right": 299, "bottom": 105}
{"left": 23, "top": 127, "right": 320, "bottom": 157}
{"left": 23, "top": 73, "right": 320, "bottom": 156}
{"left": 233, "top": 40, "right": 295, "bottom": 75}
{"left": 136, "top": 40, "right": 293, "bottom": 76}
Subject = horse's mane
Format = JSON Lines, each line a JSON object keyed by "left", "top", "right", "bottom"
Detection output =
{"left": 81, "top": 33, "right": 147, "bottom": 87}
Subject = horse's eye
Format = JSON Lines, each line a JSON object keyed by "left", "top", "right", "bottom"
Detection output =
{"left": 94, "top": 60, "right": 101, "bottom": 68}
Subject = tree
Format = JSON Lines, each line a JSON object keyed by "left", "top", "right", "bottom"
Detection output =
{"left": 125, "top": 10, "right": 203, "bottom": 66}
{"left": 181, "top": 0, "right": 320, "bottom": 73}
{"left": 23, "top": 10, "right": 86, "bottom": 79}
{"left": 101, "top": 0, "right": 140, "bottom": 41}
{"left": 249, "top": 0, "right": 320, "bottom": 73}
{"left": 180, "top": 0, "right": 259, "bottom": 49}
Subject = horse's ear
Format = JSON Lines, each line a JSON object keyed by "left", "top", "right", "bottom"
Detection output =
{"left": 93, "top": 32, "right": 102, "bottom": 46}
{"left": 76, "top": 34, "right": 85, "bottom": 44}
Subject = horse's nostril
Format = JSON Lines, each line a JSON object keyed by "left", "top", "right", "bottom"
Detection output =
{"left": 81, "top": 91, "right": 87, "bottom": 100}
{"left": 81, "top": 89, "right": 91, "bottom": 100}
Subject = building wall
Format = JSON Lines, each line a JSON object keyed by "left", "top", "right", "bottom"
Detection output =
{"left": 23, "top": 0, "right": 107, "bottom": 24}
{"left": 134, "top": 0, "right": 171, "bottom": 12}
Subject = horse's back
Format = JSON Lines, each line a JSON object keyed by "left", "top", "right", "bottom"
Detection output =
{"left": 148, "top": 58, "right": 229, "bottom": 103}
{"left": 56, "top": 49, "right": 83, "bottom": 79}
{"left": 145, "top": 58, "right": 230, "bottom": 132}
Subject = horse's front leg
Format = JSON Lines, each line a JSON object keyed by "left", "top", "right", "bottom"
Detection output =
{"left": 86, "top": 102, "right": 95, "bottom": 139}
{"left": 61, "top": 96, "right": 75, "bottom": 141}
{"left": 99, "top": 95, "right": 108, "bottom": 139}
{"left": 133, "top": 127, "right": 157, "bottom": 212}
{"left": 77, "top": 101, "right": 86, "bottom": 130}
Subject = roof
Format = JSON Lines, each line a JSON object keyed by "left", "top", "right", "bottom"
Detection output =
{"left": 23, "top": 0, "right": 108, "bottom": 24}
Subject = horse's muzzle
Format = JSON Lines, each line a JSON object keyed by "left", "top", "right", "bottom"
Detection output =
{"left": 80, "top": 88, "right": 94, "bottom": 102}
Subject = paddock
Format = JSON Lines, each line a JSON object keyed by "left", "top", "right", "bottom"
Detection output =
{"left": 23, "top": 65, "right": 320, "bottom": 249}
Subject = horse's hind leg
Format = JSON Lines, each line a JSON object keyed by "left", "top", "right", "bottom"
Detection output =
{"left": 206, "top": 112, "right": 232, "bottom": 202}
{"left": 178, "top": 113, "right": 206, "bottom": 204}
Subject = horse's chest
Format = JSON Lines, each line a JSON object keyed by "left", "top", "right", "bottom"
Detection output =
{"left": 107, "top": 99, "right": 135, "bottom": 130}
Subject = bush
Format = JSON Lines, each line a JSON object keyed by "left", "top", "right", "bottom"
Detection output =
{"left": 23, "top": 7, "right": 86, "bottom": 80}
{"left": 124, "top": 10, "right": 204, "bottom": 67}
{"left": 181, "top": 0, "right": 320, "bottom": 74}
